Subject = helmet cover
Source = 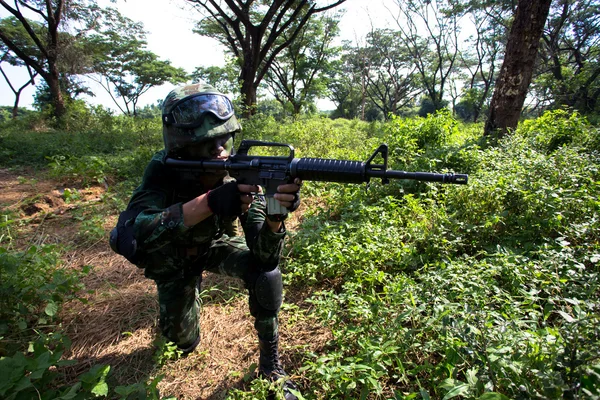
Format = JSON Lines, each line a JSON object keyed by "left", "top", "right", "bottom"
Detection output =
{"left": 162, "top": 83, "right": 241, "bottom": 156}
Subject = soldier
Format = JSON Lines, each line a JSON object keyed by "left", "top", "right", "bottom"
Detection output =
{"left": 110, "top": 83, "right": 301, "bottom": 399}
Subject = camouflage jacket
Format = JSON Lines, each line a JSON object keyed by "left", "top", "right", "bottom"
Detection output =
{"left": 126, "top": 150, "right": 286, "bottom": 281}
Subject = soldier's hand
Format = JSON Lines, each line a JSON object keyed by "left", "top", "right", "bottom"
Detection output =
{"left": 207, "top": 182, "right": 259, "bottom": 216}
{"left": 274, "top": 178, "right": 302, "bottom": 212}
{"left": 238, "top": 184, "right": 259, "bottom": 214}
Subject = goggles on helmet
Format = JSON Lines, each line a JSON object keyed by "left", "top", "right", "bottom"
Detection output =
{"left": 162, "top": 93, "right": 235, "bottom": 128}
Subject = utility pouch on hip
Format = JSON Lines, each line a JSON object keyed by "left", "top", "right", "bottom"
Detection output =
{"left": 110, "top": 208, "right": 143, "bottom": 266}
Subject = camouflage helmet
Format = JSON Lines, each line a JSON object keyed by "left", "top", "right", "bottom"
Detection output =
{"left": 162, "top": 83, "right": 241, "bottom": 156}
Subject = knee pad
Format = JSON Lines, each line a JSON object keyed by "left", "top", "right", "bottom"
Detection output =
{"left": 254, "top": 267, "right": 283, "bottom": 312}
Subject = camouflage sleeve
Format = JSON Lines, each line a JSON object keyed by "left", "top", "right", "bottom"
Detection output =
{"left": 242, "top": 196, "right": 286, "bottom": 268}
{"left": 127, "top": 152, "right": 191, "bottom": 253}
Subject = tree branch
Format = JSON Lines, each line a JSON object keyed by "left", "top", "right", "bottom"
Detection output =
{"left": 0, "top": 29, "right": 47, "bottom": 78}
{"left": 0, "top": 0, "right": 49, "bottom": 59}
{"left": 17, "top": 0, "right": 47, "bottom": 21}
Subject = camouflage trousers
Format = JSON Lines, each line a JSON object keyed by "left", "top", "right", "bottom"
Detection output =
{"left": 154, "top": 236, "right": 279, "bottom": 351}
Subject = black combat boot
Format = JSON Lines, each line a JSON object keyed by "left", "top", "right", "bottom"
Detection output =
{"left": 258, "top": 335, "right": 300, "bottom": 400}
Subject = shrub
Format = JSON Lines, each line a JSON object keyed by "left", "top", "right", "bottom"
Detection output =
{"left": 0, "top": 245, "right": 88, "bottom": 352}
{"left": 283, "top": 110, "right": 600, "bottom": 399}
{"left": 516, "top": 109, "right": 594, "bottom": 153}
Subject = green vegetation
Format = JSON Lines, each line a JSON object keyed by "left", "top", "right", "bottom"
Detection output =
{"left": 0, "top": 108, "right": 599, "bottom": 399}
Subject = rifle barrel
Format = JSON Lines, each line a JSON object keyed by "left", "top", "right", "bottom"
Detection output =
{"left": 290, "top": 158, "right": 468, "bottom": 184}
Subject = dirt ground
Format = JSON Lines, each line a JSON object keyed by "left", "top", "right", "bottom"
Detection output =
{"left": 0, "top": 168, "right": 332, "bottom": 399}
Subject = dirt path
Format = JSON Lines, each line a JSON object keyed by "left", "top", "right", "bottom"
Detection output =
{"left": 0, "top": 168, "right": 331, "bottom": 399}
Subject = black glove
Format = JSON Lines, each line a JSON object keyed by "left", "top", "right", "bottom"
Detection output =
{"left": 207, "top": 181, "right": 242, "bottom": 217}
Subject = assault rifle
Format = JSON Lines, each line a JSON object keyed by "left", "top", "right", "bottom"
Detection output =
{"left": 165, "top": 140, "right": 468, "bottom": 214}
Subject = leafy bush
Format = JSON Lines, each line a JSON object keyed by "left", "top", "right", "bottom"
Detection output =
{"left": 282, "top": 109, "right": 600, "bottom": 399}
{"left": 0, "top": 332, "right": 109, "bottom": 400}
{"left": 241, "top": 115, "right": 377, "bottom": 159}
{"left": 517, "top": 109, "right": 595, "bottom": 153}
{"left": 0, "top": 332, "right": 173, "bottom": 400}
{"left": 0, "top": 107, "right": 162, "bottom": 170}
{"left": 0, "top": 245, "right": 88, "bottom": 349}
{"left": 0, "top": 243, "right": 171, "bottom": 399}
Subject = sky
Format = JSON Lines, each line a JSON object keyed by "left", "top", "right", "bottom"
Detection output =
{"left": 0, "top": 0, "right": 396, "bottom": 112}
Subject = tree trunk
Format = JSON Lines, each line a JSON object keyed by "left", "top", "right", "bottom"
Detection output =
{"left": 292, "top": 102, "right": 302, "bottom": 115}
{"left": 240, "top": 59, "right": 258, "bottom": 118}
{"left": 240, "top": 78, "right": 257, "bottom": 118}
{"left": 48, "top": 66, "right": 66, "bottom": 119}
{"left": 12, "top": 91, "right": 20, "bottom": 119}
{"left": 484, "top": 0, "right": 552, "bottom": 138}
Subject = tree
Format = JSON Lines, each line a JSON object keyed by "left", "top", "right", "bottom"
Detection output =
{"left": 263, "top": 14, "right": 340, "bottom": 115}
{"left": 455, "top": 4, "right": 507, "bottom": 122}
{"left": 191, "top": 57, "right": 240, "bottom": 95}
{"left": 484, "top": 0, "right": 553, "bottom": 137}
{"left": 0, "top": 60, "right": 38, "bottom": 118}
{"left": 0, "top": 0, "right": 99, "bottom": 119}
{"left": 326, "top": 42, "right": 369, "bottom": 120}
{"left": 0, "top": 17, "right": 41, "bottom": 118}
{"left": 187, "top": 0, "right": 347, "bottom": 117}
{"left": 392, "top": 0, "right": 461, "bottom": 113}
{"left": 84, "top": 8, "right": 188, "bottom": 116}
{"left": 362, "top": 28, "right": 420, "bottom": 119}
{"left": 532, "top": 0, "right": 600, "bottom": 114}
{"left": 33, "top": 73, "right": 91, "bottom": 110}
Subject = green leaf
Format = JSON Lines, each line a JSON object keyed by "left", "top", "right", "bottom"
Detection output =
{"left": 91, "top": 381, "right": 109, "bottom": 396}
{"left": 45, "top": 301, "right": 58, "bottom": 317}
{"left": 466, "top": 368, "right": 479, "bottom": 386}
{"left": 442, "top": 384, "right": 470, "bottom": 400}
{"left": 13, "top": 375, "right": 32, "bottom": 392}
{"left": 556, "top": 310, "right": 576, "bottom": 323}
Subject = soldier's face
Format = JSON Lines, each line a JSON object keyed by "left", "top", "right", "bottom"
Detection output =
{"left": 180, "top": 134, "right": 233, "bottom": 160}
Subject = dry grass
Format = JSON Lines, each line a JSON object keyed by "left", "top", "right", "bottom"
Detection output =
{"left": 1, "top": 169, "right": 333, "bottom": 399}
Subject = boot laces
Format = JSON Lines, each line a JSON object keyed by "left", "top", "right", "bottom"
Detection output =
{"left": 260, "top": 339, "right": 285, "bottom": 377}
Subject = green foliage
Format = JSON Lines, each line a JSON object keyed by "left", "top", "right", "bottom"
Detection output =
{"left": 384, "top": 109, "right": 457, "bottom": 157}
{"left": 114, "top": 375, "right": 174, "bottom": 400}
{"left": 0, "top": 331, "right": 172, "bottom": 400}
{"left": 263, "top": 14, "right": 341, "bottom": 115}
{"left": 517, "top": 109, "right": 598, "bottom": 153}
{"left": 48, "top": 154, "right": 110, "bottom": 185}
{"left": 152, "top": 337, "right": 183, "bottom": 367}
{"left": 0, "top": 106, "right": 34, "bottom": 122}
{"left": 280, "top": 109, "right": 600, "bottom": 399}
{"left": 85, "top": 8, "right": 189, "bottom": 117}
{"left": 76, "top": 213, "right": 108, "bottom": 244}
{"left": 241, "top": 115, "right": 378, "bottom": 159}
{"left": 227, "top": 373, "right": 306, "bottom": 400}
{"left": 0, "top": 332, "right": 101, "bottom": 400}
{"left": 0, "top": 245, "right": 88, "bottom": 347}
{"left": 0, "top": 232, "right": 169, "bottom": 399}
{"left": 1, "top": 106, "right": 599, "bottom": 399}
{"left": 0, "top": 105, "right": 162, "bottom": 194}
{"left": 191, "top": 57, "right": 240, "bottom": 96}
